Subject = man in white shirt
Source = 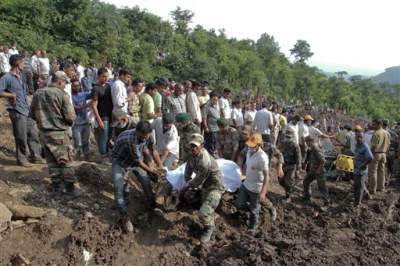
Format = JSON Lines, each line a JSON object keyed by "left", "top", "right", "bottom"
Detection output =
{"left": 244, "top": 101, "right": 257, "bottom": 124}
{"left": 38, "top": 50, "right": 50, "bottom": 78}
{"left": 253, "top": 102, "right": 274, "bottom": 144}
{"left": 0, "top": 46, "right": 11, "bottom": 73}
{"left": 309, "top": 120, "right": 333, "bottom": 146}
{"left": 153, "top": 113, "right": 179, "bottom": 170}
{"left": 111, "top": 69, "right": 131, "bottom": 115}
{"left": 231, "top": 100, "right": 244, "bottom": 128}
{"left": 235, "top": 133, "right": 277, "bottom": 232}
{"left": 285, "top": 115, "right": 301, "bottom": 145}
{"left": 75, "top": 60, "right": 85, "bottom": 80}
{"left": 219, "top": 88, "right": 231, "bottom": 120}
{"left": 184, "top": 80, "right": 202, "bottom": 125}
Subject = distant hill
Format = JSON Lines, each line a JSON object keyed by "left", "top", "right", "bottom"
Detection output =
{"left": 373, "top": 66, "right": 400, "bottom": 85}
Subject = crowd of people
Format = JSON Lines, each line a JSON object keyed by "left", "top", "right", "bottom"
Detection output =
{"left": 0, "top": 46, "right": 399, "bottom": 244}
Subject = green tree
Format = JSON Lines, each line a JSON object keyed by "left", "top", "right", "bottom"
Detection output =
{"left": 290, "top": 40, "right": 314, "bottom": 63}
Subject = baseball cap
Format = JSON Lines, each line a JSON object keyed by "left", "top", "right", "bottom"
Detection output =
{"left": 189, "top": 133, "right": 204, "bottom": 147}
{"left": 304, "top": 115, "right": 314, "bottom": 121}
{"left": 246, "top": 133, "right": 263, "bottom": 148}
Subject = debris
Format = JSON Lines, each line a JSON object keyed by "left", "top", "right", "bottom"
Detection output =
{"left": 6, "top": 204, "right": 47, "bottom": 219}
{"left": 11, "top": 254, "right": 30, "bottom": 266}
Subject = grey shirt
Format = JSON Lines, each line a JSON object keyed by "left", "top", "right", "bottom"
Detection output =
{"left": 206, "top": 102, "right": 220, "bottom": 132}
{"left": 0, "top": 72, "right": 29, "bottom": 116}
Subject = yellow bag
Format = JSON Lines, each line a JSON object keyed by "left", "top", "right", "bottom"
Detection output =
{"left": 336, "top": 154, "right": 354, "bottom": 173}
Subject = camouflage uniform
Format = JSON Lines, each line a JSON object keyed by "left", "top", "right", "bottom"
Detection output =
{"left": 184, "top": 148, "right": 224, "bottom": 228}
{"left": 127, "top": 92, "right": 141, "bottom": 124}
{"left": 179, "top": 122, "right": 201, "bottom": 162}
{"left": 303, "top": 142, "right": 328, "bottom": 201}
{"left": 279, "top": 138, "right": 302, "bottom": 197}
{"left": 30, "top": 86, "right": 76, "bottom": 186}
{"left": 217, "top": 126, "right": 240, "bottom": 160}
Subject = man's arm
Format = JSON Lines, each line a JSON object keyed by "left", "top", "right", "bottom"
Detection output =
{"left": 62, "top": 94, "right": 76, "bottom": 126}
{"left": 259, "top": 168, "right": 270, "bottom": 203}
{"left": 90, "top": 99, "right": 104, "bottom": 129}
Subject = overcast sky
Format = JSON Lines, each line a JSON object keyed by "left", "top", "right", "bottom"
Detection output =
{"left": 105, "top": 0, "right": 399, "bottom": 76}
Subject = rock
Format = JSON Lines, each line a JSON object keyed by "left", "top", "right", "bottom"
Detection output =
{"left": 84, "top": 211, "right": 94, "bottom": 218}
{"left": 26, "top": 218, "right": 40, "bottom": 224}
{"left": 93, "top": 203, "right": 100, "bottom": 210}
{"left": 11, "top": 253, "right": 31, "bottom": 265}
{"left": 7, "top": 204, "right": 47, "bottom": 219}
{"left": 0, "top": 203, "right": 12, "bottom": 225}
{"left": 11, "top": 220, "right": 25, "bottom": 230}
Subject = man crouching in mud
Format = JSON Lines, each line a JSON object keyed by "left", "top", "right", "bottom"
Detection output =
{"left": 182, "top": 133, "right": 225, "bottom": 244}
{"left": 111, "top": 121, "right": 163, "bottom": 232}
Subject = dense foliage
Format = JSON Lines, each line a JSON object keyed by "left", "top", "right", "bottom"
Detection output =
{"left": 1, "top": 0, "right": 399, "bottom": 120}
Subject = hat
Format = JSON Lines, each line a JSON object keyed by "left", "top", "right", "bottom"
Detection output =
{"left": 246, "top": 133, "right": 263, "bottom": 148}
{"left": 189, "top": 133, "right": 204, "bottom": 147}
{"left": 53, "top": 71, "right": 69, "bottom": 82}
{"left": 217, "top": 118, "right": 229, "bottom": 127}
{"left": 162, "top": 113, "right": 175, "bottom": 124}
{"left": 175, "top": 113, "right": 192, "bottom": 123}
{"left": 354, "top": 125, "right": 363, "bottom": 132}
{"left": 304, "top": 115, "right": 314, "bottom": 121}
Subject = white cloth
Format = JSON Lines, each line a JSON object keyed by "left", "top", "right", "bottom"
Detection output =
{"left": 243, "top": 149, "right": 269, "bottom": 193}
{"left": 219, "top": 97, "right": 231, "bottom": 119}
{"left": 166, "top": 159, "right": 242, "bottom": 192}
{"left": 0, "top": 52, "right": 10, "bottom": 73}
{"left": 244, "top": 110, "right": 256, "bottom": 123}
{"left": 38, "top": 57, "right": 50, "bottom": 76}
{"left": 186, "top": 91, "right": 202, "bottom": 122}
{"left": 111, "top": 79, "right": 128, "bottom": 114}
{"left": 309, "top": 126, "right": 324, "bottom": 145}
{"left": 254, "top": 108, "right": 273, "bottom": 135}
{"left": 231, "top": 108, "right": 244, "bottom": 127}
{"left": 299, "top": 122, "right": 310, "bottom": 139}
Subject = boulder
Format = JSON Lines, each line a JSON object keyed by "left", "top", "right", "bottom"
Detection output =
{"left": 7, "top": 204, "right": 47, "bottom": 219}
{"left": 0, "top": 202, "right": 12, "bottom": 225}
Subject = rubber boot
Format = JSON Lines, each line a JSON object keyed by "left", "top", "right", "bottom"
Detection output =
{"left": 200, "top": 225, "right": 215, "bottom": 243}
{"left": 64, "top": 182, "right": 82, "bottom": 198}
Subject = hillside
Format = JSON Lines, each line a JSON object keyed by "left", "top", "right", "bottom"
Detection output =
{"left": 373, "top": 66, "right": 400, "bottom": 85}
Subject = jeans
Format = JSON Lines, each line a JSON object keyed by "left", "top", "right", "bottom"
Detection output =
{"left": 9, "top": 111, "right": 42, "bottom": 163}
{"left": 94, "top": 119, "right": 110, "bottom": 156}
{"left": 235, "top": 184, "right": 260, "bottom": 228}
{"left": 72, "top": 123, "right": 90, "bottom": 155}
{"left": 112, "top": 159, "right": 154, "bottom": 211}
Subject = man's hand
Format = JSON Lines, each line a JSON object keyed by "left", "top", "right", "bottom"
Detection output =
{"left": 259, "top": 192, "right": 266, "bottom": 204}
{"left": 8, "top": 93, "right": 17, "bottom": 106}
{"left": 277, "top": 167, "right": 284, "bottom": 178}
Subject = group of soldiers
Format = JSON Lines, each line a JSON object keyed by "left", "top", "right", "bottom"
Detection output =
{"left": 1, "top": 54, "right": 400, "bottom": 244}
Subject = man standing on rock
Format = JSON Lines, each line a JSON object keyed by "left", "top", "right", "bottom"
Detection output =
{"left": 30, "top": 71, "right": 79, "bottom": 197}
{"left": 183, "top": 133, "right": 225, "bottom": 243}
{"left": 0, "top": 54, "right": 43, "bottom": 166}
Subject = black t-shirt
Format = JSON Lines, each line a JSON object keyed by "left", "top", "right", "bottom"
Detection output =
{"left": 91, "top": 83, "right": 113, "bottom": 120}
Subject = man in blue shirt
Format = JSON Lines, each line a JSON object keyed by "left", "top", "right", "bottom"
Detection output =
{"left": 111, "top": 121, "right": 163, "bottom": 232}
{"left": 0, "top": 54, "right": 43, "bottom": 166}
{"left": 71, "top": 79, "right": 91, "bottom": 160}
{"left": 353, "top": 131, "right": 373, "bottom": 206}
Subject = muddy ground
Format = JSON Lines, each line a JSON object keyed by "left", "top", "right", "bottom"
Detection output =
{"left": 1, "top": 103, "right": 400, "bottom": 265}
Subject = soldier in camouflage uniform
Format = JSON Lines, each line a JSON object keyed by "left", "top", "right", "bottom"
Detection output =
{"left": 175, "top": 113, "right": 201, "bottom": 162}
{"left": 183, "top": 133, "right": 224, "bottom": 243}
{"left": 278, "top": 129, "right": 302, "bottom": 201}
{"left": 303, "top": 136, "right": 329, "bottom": 203}
{"left": 30, "top": 71, "right": 78, "bottom": 196}
{"left": 216, "top": 118, "right": 240, "bottom": 160}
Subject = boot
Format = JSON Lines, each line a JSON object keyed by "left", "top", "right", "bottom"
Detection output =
{"left": 123, "top": 184, "right": 130, "bottom": 205}
{"left": 200, "top": 225, "right": 215, "bottom": 243}
{"left": 64, "top": 182, "right": 83, "bottom": 198}
{"left": 119, "top": 209, "right": 134, "bottom": 233}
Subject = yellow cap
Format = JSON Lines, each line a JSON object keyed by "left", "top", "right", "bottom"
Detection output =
{"left": 354, "top": 125, "right": 363, "bottom": 132}
{"left": 304, "top": 115, "right": 314, "bottom": 121}
{"left": 246, "top": 133, "right": 263, "bottom": 148}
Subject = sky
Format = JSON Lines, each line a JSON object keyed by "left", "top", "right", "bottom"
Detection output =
{"left": 105, "top": 0, "right": 399, "bottom": 76}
